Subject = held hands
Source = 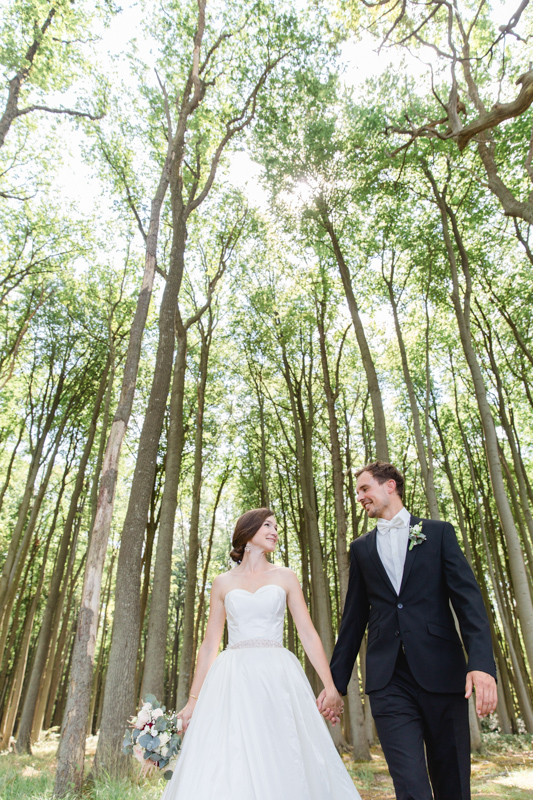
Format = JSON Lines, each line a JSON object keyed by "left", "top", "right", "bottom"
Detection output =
{"left": 465, "top": 670, "right": 497, "bottom": 718}
{"left": 177, "top": 698, "right": 197, "bottom": 734}
{"left": 316, "top": 686, "right": 344, "bottom": 726}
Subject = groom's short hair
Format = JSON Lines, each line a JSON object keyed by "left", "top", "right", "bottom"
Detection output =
{"left": 355, "top": 460, "right": 405, "bottom": 499}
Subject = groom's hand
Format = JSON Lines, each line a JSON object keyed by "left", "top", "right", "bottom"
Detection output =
{"left": 316, "top": 687, "right": 344, "bottom": 726}
{"left": 465, "top": 670, "right": 497, "bottom": 718}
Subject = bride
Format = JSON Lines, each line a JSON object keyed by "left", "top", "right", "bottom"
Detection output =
{"left": 163, "top": 507, "right": 361, "bottom": 800}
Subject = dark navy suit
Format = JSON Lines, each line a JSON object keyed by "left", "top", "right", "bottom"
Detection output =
{"left": 330, "top": 516, "right": 495, "bottom": 800}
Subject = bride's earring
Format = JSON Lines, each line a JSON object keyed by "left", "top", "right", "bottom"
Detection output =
{"left": 244, "top": 543, "right": 252, "bottom": 553}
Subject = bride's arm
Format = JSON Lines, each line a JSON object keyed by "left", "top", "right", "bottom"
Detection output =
{"left": 177, "top": 575, "right": 226, "bottom": 731}
{"left": 285, "top": 571, "right": 343, "bottom": 725}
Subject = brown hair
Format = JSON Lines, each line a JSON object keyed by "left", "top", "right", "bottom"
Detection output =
{"left": 230, "top": 508, "right": 275, "bottom": 563}
{"left": 354, "top": 460, "right": 405, "bottom": 499}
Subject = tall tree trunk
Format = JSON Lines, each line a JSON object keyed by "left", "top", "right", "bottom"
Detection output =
{"left": 0, "top": 555, "right": 33, "bottom": 724}
{"left": 278, "top": 330, "right": 343, "bottom": 746}
{"left": 316, "top": 197, "right": 389, "bottom": 460}
{"left": 176, "top": 317, "right": 212, "bottom": 711}
{"left": 426, "top": 168, "right": 533, "bottom": 672}
{"left": 0, "top": 370, "right": 65, "bottom": 611}
{"left": 315, "top": 291, "right": 370, "bottom": 759}
{"left": 87, "top": 551, "right": 116, "bottom": 736}
{"left": 382, "top": 259, "right": 440, "bottom": 518}
{"left": 141, "top": 322, "right": 188, "bottom": 700}
{"left": 43, "top": 560, "right": 85, "bottom": 733}
{"left": 16, "top": 362, "right": 110, "bottom": 753}
{"left": 192, "top": 471, "right": 227, "bottom": 668}
{"left": 33, "top": 551, "right": 86, "bottom": 741}
{"left": 53, "top": 124, "right": 175, "bottom": 796}
{"left": 0, "top": 423, "right": 24, "bottom": 516}
{"left": 0, "top": 521, "right": 54, "bottom": 749}
{"left": 0, "top": 408, "right": 70, "bottom": 670}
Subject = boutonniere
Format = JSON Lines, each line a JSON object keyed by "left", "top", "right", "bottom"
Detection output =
{"left": 408, "top": 522, "right": 426, "bottom": 550}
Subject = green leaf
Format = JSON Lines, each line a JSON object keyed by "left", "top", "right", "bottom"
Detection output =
{"left": 143, "top": 693, "right": 159, "bottom": 707}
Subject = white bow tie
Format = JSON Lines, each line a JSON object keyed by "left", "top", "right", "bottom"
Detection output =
{"left": 376, "top": 517, "right": 405, "bottom": 534}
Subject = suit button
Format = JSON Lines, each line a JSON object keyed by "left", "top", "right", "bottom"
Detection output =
{"left": 397, "top": 603, "right": 403, "bottom": 609}
{"left": 395, "top": 630, "right": 400, "bottom": 636}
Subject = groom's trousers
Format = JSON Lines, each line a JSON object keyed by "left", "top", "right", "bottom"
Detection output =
{"left": 369, "top": 648, "right": 470, "bottom": 800}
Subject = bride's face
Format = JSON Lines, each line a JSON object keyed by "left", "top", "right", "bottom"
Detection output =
{"left": 250, "top": 515, "right": 278, "bottom": 553}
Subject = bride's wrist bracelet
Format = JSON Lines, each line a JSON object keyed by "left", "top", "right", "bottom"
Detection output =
{"left": 189, "top": 693, "right": 198, "bottom": 700}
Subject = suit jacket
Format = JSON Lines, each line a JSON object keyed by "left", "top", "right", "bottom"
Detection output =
{"left": 330, "top": 516, "right": 496, "bottom": 695}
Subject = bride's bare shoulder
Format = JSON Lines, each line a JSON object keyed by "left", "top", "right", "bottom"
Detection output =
{"left": 210, "top": 572, "right": 234, "bottom": 596}
{"left": 274, "top": 566, "right": 300, "bottom": 587}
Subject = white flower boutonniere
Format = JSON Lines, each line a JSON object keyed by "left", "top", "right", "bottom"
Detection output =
{"left": 408, "top": 522, "right": 426, "bottom": 551}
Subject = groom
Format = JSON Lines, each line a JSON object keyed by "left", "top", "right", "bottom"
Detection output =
{"left": 320, "top": 461, "right": 497, "bottom": 800}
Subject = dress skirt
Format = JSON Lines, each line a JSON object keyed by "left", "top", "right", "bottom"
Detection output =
{"left": 162, "top": 645, "right": 360, "bottom": 800}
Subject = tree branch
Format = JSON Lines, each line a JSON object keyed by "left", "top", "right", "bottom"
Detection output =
{"left": 457, "top": 69, "right": 533, "bottom": 150}
{"left": 14, "top": 104, "right": 104, "bottom": 122}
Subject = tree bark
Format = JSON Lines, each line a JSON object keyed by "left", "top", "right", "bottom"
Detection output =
{"left": 277, "top": 326, "right": 343, "bottom": 747}
{"left": 315, "top": 290, "right": 370, "bottom": 759}
{"left": 0, "top": 368, "right": 65, "bottom": 612}
{"left": 316, "top": 197, "right": 389, "bottom": 460}
{"left": 93, "top": 9, "right": 284, "bottom": 773}
{"left": 15, "top": 361, "right": 110, "bottom": 753}
{"left": 0, "top": 518, "right": 55, "bottom": 748}
{"left": 426, "top": 167, "right": 533, "bottom": 672}
{"left": 53, "top": 91, "right": 175, "bottom": 798}
{"left": 0, "top": 406, "right": 70, "bottom": 671}
{"left": 382, "top": 258, "right": 440, "bottom": 518}
{"left": 175, "top": 315, "right": 213, "bottom": 711}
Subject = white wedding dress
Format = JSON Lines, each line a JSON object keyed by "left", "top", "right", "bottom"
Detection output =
{"left": 163, "top": 584, "right": 361, "bottom": 800}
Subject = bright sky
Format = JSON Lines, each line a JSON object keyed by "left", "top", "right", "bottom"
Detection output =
{"left": 49, "top": 0, "right": 525, "bottom": 220}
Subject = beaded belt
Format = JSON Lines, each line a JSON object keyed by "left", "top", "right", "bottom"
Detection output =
{"left": 226, "top": 638, "right": 283, "bottom": 650}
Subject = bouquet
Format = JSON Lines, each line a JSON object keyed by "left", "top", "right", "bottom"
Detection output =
{"left": 123, "top": 693, "right": 182, "bottom": 780}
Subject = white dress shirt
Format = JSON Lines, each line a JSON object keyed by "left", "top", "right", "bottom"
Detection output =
{"left": 376, "top": 506, "right": 411, "bottom": 595}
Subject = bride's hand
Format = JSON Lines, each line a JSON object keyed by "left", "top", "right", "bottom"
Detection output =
{"left": 177, "top": 699, "right": 196, "bottom": 734}
{"left": 316, "top": 687, "right": 343, "bottom": 726}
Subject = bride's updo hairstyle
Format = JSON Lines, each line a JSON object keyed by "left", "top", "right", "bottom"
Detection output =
{"left": 230, "top": 507, "right": 275, "bottom": 564}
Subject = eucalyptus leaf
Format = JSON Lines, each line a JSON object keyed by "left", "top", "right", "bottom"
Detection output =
{"left": 144, "top": 693, "right": 159, "bottom": 708}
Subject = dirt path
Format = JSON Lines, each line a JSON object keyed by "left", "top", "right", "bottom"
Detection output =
{"left": 344, "top": 740, "right": 533, "bottom": 800}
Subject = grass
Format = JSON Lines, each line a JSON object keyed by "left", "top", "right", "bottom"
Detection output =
{"left": 342, "top": 734, "right": 533, "bottom": 800}
{"left": 0, "top": 733, "right": 531, "bottom": 798}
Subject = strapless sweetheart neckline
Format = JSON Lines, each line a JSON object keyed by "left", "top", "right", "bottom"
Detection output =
{"left": 224, "top": 583, "right": 286, "bottom": 603}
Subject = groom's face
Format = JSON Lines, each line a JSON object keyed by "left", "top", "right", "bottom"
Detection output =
{"left": 356, "top": 471, "right": 396, "bottom": 518}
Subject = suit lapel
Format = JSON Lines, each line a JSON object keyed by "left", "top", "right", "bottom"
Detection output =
{"left": 399, "top": 514, "right": 421, "bottom": 593}
{"left": 366, "top": 528, "right": 398, "bottom": 596}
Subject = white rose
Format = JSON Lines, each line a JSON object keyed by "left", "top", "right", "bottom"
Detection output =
{"left": 152, "top": 707, "right": 164, "bottom": 719}
{"left": 159, "top": 732, "right": 170, "bottom": 746}
{"left": 136, "top": 708, "right": 150, "bottom": 728}
{"left": 151, "top": 726, "right": 159, "bottom": 737}
{"left": 161, "top": 745, "right": 169, "bottom": 757}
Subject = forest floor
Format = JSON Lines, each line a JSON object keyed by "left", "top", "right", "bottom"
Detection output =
{"left": 346, "top": 734, "right": 533, "bottom": 799}
{"left": 0, "top": 731, "right": 531, "bottom": 799}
